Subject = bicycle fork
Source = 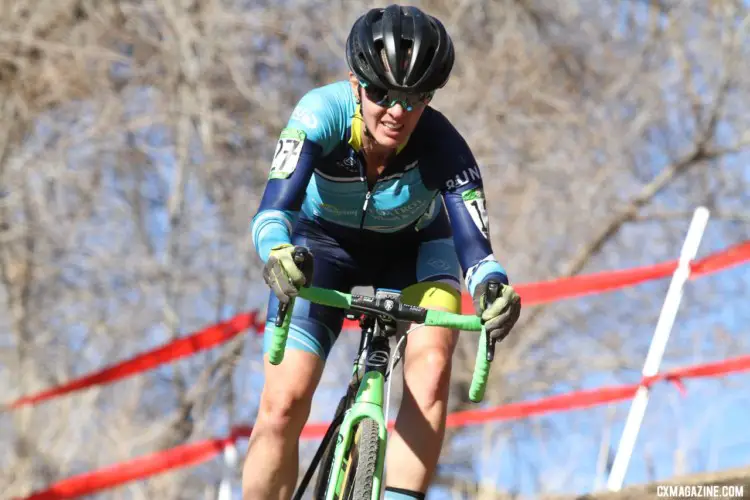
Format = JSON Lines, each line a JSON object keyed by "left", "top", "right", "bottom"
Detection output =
{"left": 324, "top": 328, "right": 391, "bottom": 500}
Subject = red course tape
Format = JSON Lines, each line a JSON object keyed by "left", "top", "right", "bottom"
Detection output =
{"left": 7, "top": 242, "right": 749, "bottom": 410}
{"left": 9, "top": 241, "right": 750, "bottom": 499}
{"left": 21, "top": 355, "right": 750, "bottom": 499}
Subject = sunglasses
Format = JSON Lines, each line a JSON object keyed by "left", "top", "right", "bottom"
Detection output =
{"left": 359, "top": 80, "right": 434, "bottom": 111}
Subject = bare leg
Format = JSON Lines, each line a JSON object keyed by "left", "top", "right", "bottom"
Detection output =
{"left": 242, "top": 350, "right": 325, "bottom": 500}
{"left": 384, "top": 321, "right": 458, "bottom": 494}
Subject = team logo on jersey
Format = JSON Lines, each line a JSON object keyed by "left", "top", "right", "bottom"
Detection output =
{"left": 445, "top": 165, "right": 481, "bottom": 190}
{"left": 370, "top": 199, "right": 428, "bottom": 221}
{"left": 335, "top": 154, "right": 358, "bottom": 172}
{"left": 269, "top": 128, "right": 305, "bottom": 180}
{"left": 462, "top": 188, "right": 490, "bottom": 239}
{"left": 291, "top": 108, "right": 318, "bottom": 129}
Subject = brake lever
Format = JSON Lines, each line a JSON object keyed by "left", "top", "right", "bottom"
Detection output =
{"left": 484, "top": 281, "right": 500, "bottom": 362}
{"left": 292, "top": 246, "right": 311, "bottom": 265}
{"left": 274, "top": 247, "right": 312, "bottom": 328}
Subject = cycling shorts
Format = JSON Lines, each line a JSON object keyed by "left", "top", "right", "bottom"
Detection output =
{"left": 261, "top": 216, "right": 462, "bottom": 360}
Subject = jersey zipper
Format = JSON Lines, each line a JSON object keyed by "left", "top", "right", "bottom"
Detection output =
{"left": 358, "top": 150, "right": 373, "bottom": 230}
{"left": 358, "top": 148, "right": 393, "bottom": 230}
{"left": 360, "top": 189, "right": 372, "bottom": 229}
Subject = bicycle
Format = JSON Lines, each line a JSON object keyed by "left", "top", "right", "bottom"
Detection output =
{"left": 269, "top": 249, "right": 503, "bottom": 500}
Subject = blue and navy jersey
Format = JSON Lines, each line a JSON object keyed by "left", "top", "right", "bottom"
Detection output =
{"left": 250, "top": 80, "right": 508, "bottom": 296}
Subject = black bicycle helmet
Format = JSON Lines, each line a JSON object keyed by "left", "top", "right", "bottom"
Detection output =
{"left": 345, "top": 4, "right": 455, "bottom": 93}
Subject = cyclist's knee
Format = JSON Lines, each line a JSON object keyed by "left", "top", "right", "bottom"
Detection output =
{"left": 256, "top": 383, "right": 314, "bottom": 436}
{"left": 254, "top": 351, "right": 323, "bottom": 437}
{"left": 405, "top": 345, "right": 453, "bottom": 409}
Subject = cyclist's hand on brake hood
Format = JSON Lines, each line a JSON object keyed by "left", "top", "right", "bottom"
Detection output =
{"left": 263, "top": 244, "right": 314, "bottom": 304}
{"left": 472, "top": 280, "right": 521, "bottom": 344}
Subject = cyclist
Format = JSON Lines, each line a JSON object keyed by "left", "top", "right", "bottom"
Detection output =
{"left": 243, "top": 4, "right": 522, "bottom": 499}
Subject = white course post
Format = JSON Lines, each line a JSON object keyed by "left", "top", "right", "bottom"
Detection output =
{"left": 218, "top": 442, "right": 238, "bottom": 500}
{"left": 606, "top": 206, "right": 710, "bottom": 491}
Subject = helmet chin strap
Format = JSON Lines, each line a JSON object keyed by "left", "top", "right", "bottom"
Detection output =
{"left": 357, "top": 85, "right": 400, "bottom": 158}
{"left": 363, "top": 123, "right": 397, "bottom": 159}
{"left": 357, "top": 85, "right": 381, "bottom": 150}
{"left": 363, "top": 122, "right": 377, "bottom": 143}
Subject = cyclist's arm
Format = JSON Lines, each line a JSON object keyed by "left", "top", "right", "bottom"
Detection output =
{"left": 250, "top": 138, "right": 319, "bottom": 262}
{"left": 250, "top": 89, "right": 340, "bottom": 262}
{"left": 436, "top": 135, "right": 509, "bottom": 297}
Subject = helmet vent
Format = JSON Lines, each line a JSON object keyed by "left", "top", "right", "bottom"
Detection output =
{"left": 345, "top": 5, "right": 454, "bottom": 93}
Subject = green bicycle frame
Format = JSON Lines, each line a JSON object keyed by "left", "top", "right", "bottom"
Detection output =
{"left": 271, "top": 285, "right": 491, "bottom": 500}
{"left": 326, "top": 371, "right": 388, "bottom": 500}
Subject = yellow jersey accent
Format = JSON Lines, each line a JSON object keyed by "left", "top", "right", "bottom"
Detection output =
{"left": 401, "top": 281, "right": 461, "bottom": 314}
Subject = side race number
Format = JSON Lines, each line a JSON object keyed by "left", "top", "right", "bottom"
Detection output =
{"left": 462, "top": 188, "right": 490, "bottom": 239}
{"left": 269, "top": 128, "right": 306, "bottom": 180}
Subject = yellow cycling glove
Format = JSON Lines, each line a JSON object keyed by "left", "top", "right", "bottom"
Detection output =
{"left": 262, "top": 244, "right": 314, "bottom": 304}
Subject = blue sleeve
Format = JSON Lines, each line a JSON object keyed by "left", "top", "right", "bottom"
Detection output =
{"left": 251, "top": 86, "right": 345, "bottom": 262}
{"left": 250, "top": 137, "right": 321, "bottom": 262}
{"left": 436, "top": 131, "right": 509, "bottom": 298}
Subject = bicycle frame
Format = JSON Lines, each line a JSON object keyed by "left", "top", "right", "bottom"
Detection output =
{"left": 293, "top": 293, "right": 404, "bottom": 500}
{"left": 273, "top": 272, "right": 498, "bottom": 499}
{"left": 324, "top": 314, "right": 391, "bottom": 500}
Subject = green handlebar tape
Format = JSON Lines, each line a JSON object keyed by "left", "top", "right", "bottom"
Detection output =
{"left": 298, "top": 287, "right": 353, "bottom": 309}
{"left": 268, "top": 297, "right": 295, "bottom": 365}
{"left": 469, "top": 326, "right": 490, "bottom": 402}
{"left": 272, "top": 288, "right": 490, "bottom": 401}
{"left": 424, "top": 310, "right": 483, "bottom": 331}
{"left": 424, "top": 310, "right": 488, "bottom": 403}
{"left": 268, "top": 287, "right": 351, "bottom": 365}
